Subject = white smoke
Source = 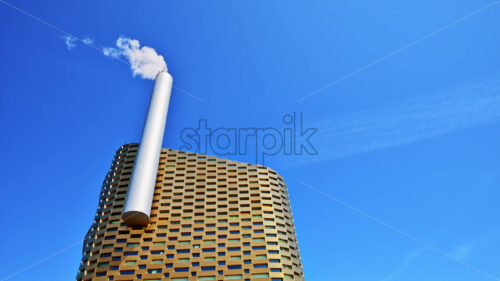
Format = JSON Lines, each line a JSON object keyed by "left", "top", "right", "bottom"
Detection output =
{"left": 63, "top": 36, "right": 94, "bottom": 50}
{"left": 64, "top": 35, "right": 76, "bottom": 50}
{"left": 290, "top": 73, "right": 500, "bottom": 166}
{"left": 103, "top": 37, "right": 167, "bottom": 80}
{"left": 82, "top": 37, "right": 94, "bottom": 45}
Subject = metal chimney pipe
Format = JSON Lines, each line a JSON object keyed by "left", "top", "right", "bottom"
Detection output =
{"left": 122, "top": 71, "right": 173, "bottom": 226}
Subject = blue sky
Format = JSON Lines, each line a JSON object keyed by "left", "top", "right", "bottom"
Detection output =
{"left": 1, "top": 0, "right": 500, "bottom": 280}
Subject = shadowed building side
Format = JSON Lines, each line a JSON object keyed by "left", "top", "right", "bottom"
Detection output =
{"left": 76, "top": 143, "right": 305, "bottom": 281}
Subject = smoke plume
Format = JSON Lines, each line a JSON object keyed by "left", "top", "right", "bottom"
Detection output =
{"left": 103, "top": 37, "right": 167, "bottom": 80}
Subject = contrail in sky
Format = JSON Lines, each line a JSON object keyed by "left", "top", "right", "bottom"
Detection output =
{"left": 380, "top": 249, "right": 423, "bottom": 281}
{"left": 296, "top": 74, "right": 500, "bottom": 165}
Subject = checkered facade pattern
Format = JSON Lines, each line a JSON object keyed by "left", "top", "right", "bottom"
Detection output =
{"left": 77, "top": 143, "right": 305, "bottom": 281}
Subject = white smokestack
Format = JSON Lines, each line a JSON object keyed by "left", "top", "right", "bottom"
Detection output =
{"left": 122, "top": 71, "right": 173, "bottom": 226}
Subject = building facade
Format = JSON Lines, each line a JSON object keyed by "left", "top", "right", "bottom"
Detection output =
{"left": 77, "top": 143, "right": 305, "bottom": 281}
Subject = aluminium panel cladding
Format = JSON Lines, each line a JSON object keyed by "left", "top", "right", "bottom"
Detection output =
{"left": 76, "top": 143, "right": 305, "bottom": 281}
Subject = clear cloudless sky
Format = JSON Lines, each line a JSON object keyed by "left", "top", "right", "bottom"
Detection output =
{"left": 1, "top": 0, "right": 500, "bottom": 280}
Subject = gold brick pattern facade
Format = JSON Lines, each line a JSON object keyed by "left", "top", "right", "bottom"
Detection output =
{"left": 77, "top": 143, "right": 305, "bottom": 281}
